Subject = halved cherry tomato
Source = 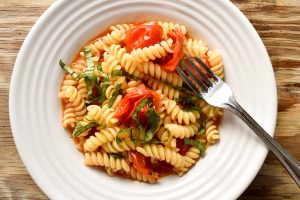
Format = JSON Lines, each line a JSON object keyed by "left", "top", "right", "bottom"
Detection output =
{"left": 130, "top": 151, "right": 151, "bottom": 175}
{"left": 161, "top": 28, "right": 184, "bottom": 72}
{"left": 176, "top": 139, "right": 190, "bottom": 155}
{"left": 125, "top": 21, "right": 163, "bottom": 52}
{"left": 115, "top": 85, "right": 161, "bottom": 123}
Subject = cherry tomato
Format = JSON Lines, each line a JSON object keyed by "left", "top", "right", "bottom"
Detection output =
{"left": 176, "top": 139, "right": 190, "bottom": 155}
{"left": 114, "top": 85, "right": 161, "bottom": 123}
{"left": 161, "top": 28, "right": 184, "bottom": 72}
{"left": 130, "top": 151, "right": 151, "bottom": 175}
{"left": 126, "top": 22, "right": 163, "bottom": 52}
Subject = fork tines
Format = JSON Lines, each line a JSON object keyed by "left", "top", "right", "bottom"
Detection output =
{"left": 177, "top": 56, "right": 219, "bottom": 94}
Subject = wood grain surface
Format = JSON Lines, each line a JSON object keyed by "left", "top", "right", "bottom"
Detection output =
{"left": 0, "top": 0, "right": 299, "bottom": 199}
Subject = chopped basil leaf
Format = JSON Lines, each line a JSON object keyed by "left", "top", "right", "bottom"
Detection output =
{"left": 59, "top": 59, "right": 78, "bottom": 79}
{"left": 116, "top": 136, "right": 123, "bottom": 144}
{"left": 83, "top": 46, "right": 94, "bottom": 74}
{"left": 197, "top": 127, "right": 206, "bottom": 135}
{"left": 111, "top": 70, "right": 123, "bottom": 77}
{"left": 108, "top": 84, "right": 122, "bottom": 108}
{"left": 111, "top": 70, "right": 140, "bottom": 81}
{"left": 72, "top": 121, "right": 99, "bottom": 137}
{"left": 118, "top": 128, "right": 133, "bottom": 137}
{"left": 99, "top": 80, "right": 109, "bottom": 102}
{"left": 145, "top": 98, "right": 160, "bottom": 142}
{"left": 132, "top": 98, "right": 147, "bottom": 132}
{"left": 182, "top": 106, "right": 202, "bottom": 112}
{"left": 109, "top": 153, "right": 124, "bottom": 159}
{"left": 196, "top": 112, "right": 206, "bottom": 135}
{"left": 175, "top": 96, "right": 201, "bottom": 103}
{"left": 184, "top": 138, "right": 206, "bottom": 154}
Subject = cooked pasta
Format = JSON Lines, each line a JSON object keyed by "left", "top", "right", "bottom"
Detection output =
{"left": 163, "top": 98, "right": 201, "bottom": 125}
{"left": 205, "top": 120, "right": 220, "bottom": 144}
{"left": 62, "top": 103, "right": 76, "bottom": 128}
{"left": 183, "top": 38, "right": 208, "bottom": 58}
{"left": 147, "top": 77, "right": 179, "bottom": 100}
{"left": 164, "top": 123, "right": 200, "bottom": 139}
{"left": 136, "top": 144, "right": 185, "bottom": 168}
{"left": 130, "top": 39, "right": 173, "bottom": 63}
{"left": 84, "top": 152, "right": 130, "bottom": 172}
{"left": 207, "top": 50, "right": 224, "bottom": 79}
{"left": 84, "top": 127, "right": 120, "bottom": 152}
{"left": 128, "top": 167, "right": 158, "bottom": 183}
{"left": 102, "top": 137, "right": 136, "bottom": 153}
{"left": 59, "top": 21, "right": 224, "bottom": 183}
{"left": 138, "top": 61, "right": 183, "bottom": 87}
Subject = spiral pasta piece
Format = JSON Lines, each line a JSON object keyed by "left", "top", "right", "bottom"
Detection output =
{"left": 102, "top": 52, "right": 122, "bottom": 74}
{"left": 158, "top": 21, "right": 187, "bottom": 39}
{"left": 84, "top": 126, "right": 120, "bottom": 152}
{"left": 136, "top": 144, "right": 185, "bottom": 168}
{"left": 197, "top": 99, "right": 217, "bottom": 119}
{"left": 64, "top": 86, "right": 86, "bottom": 120}
{"left": 92, "top": 28, "right": 126, "bottom": 52}
{"left": 163, "top": 98, "right": 200, "bottom": 125}
{"left": 108, "top": 44, "right": 142, "bottom": 77}
{"left": 60, "top": 74, "right": 77, "bottom": 93}
{"left": 174, "top": 147, "right": 200, "bottom": 176}
{"left": 205, "top": 120, "right": 220, "bottom": 144}
{"left": 183, "top": 38, "right": 208, "bottom": 58}
{"left": 62, "top": 103, "right": 76, "bottom": 128}
{"left": 76, "top": 78, "right": 87, "bottom": 98}
{"left": 109, "top": 23, "right": 132, "bottom": 32}
{"left": 71, "top": 59, "right": 86, "bottom": 74}
{"left": 73, "top": 137, "right": 86, "bottom": 151}
{"left": 164, "top": 123, "right": 200, "bottom": 139}
{"left": 84, "top": 105, "right": 119, "bottom": 128}
{"left": 156, "top": 126, "right": 177, "bottom": 150}
{"left": 147, "top": 77, "right": 179, "bottom": 100}
{"left": 207, "top": 50, "right": 224, "bottom": 79}
{"left": 84, "top": 151, "right": 130, "bottom": 172}
{"left": 130, "top": 39, "right": 173, "bottom": 63}
{"left": 138, "top": 61, "right": 183, "bottom": 87}
{"left": 128, "top": 167, "right": 158, "bottom": 183}
{"left": 102, "top": 137, "right": 136, "bottom": 153}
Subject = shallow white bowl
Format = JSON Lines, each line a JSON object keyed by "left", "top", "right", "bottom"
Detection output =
{"left": 10, "top": 0, "right": 277, "bottom": 199}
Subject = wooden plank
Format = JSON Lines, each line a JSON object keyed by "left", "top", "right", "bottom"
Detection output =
{"left": 0, "top": 0, "right": 299, "bottom": 199}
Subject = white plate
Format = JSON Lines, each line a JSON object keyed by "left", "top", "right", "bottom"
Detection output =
{"left": 9, "top": 0, "right": 277, "bottom": 199}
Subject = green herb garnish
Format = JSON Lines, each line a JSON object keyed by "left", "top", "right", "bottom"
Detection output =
{"left": 84, "top": 46, "right": 95, "bottom": 73}
{"left": 196, "top": 113, "right": 206, "bottom": 135}
{"left": 182, "top": 105, "right": 202, "bottom": 112}
{"left": 108, "top": 84, "right": 122, "bottom": 108}
{"left": 145, "top": 98, "right": 160, "bottom": 142}
{"left": 116, "top": 136, "right": 123, "bottom": 144}
{"left": 184, "top": 138, "right": 206, "bottom": 154}
{"left": 72, "top": 121, "right": 99, "bottom": 137}
{"left": 59, "top": 59, "right": 78, "bottom": 79}
{"left": 109, "top": 153, "right": 124, "bottom": 159}
{"left": 132, "top": 98, "right": 147, "bottom": 132}
{"left": 111, "top": 70, "right": 140, "bottom": 81}
{"left": 175, "top": 96, "right": 201, "bottom": 103}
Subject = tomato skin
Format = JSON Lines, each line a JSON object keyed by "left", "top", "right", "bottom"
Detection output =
{"left": 114, "top": 85, "right": 161, "bottom": 123}
{"left": 129, "top": 151, "right": 151, "bottom": 175}
{"left": 161, "top": 28, "right": 184, "bottom": 72}
{"left": 126, "top": 22, "right": 163, "bottom": 52}
{"left": 176, "top": 139, "right": 190, "bottom": 155}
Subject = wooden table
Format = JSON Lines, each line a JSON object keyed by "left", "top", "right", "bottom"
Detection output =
{"left": 0, "top": 0, "right": 299, "bottom": 199}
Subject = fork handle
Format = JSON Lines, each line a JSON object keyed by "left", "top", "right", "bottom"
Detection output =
{"left": 225, "top": 97, "right": 300, "bottom": 188}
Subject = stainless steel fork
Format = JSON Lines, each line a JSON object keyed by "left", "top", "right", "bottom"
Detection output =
{"left": 177, "top": 56, "right": 300, "bottom": 187}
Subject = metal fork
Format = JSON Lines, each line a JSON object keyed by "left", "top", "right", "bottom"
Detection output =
{"left": 177, "top": 56, "right": 300, "bottom": 187}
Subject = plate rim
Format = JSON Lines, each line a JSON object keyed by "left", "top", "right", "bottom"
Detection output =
{"left": 9, "top": 0, "right": 278, "bottom": 199}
